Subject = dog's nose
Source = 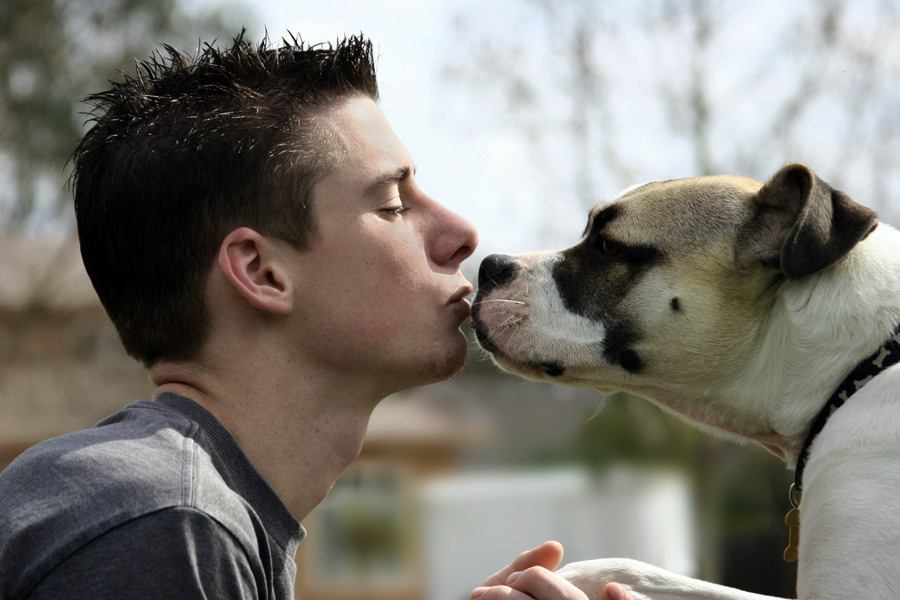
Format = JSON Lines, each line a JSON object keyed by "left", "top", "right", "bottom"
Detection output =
{"left": 479, "top": 253, "right": 518, "bottom": 290}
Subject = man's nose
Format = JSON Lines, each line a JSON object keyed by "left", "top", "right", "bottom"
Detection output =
{"left": 478, "top": 253, "right": 518, "bottom": 291}
{"left": 433, "top": 207, "right": 478, "bottom": 269}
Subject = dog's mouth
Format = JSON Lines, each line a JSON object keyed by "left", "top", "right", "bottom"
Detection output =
{"left": 470, "top": 288, "right": 500, "bottom": 351}
{"left": 471, "top": 312, "right": 499, "bottom": 353}
{"left": 492, "top": 350, "right": 567, "bottom": 379}
{"left": 472, "top": 313, "right": 566, "bottom": 379}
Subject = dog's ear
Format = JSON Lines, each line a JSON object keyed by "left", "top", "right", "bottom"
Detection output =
{"left": 738, "top": 163, "right": 878, "bottom": 279}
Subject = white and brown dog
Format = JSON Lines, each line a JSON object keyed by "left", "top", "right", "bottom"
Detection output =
{"left": 472, "top": 164, "right": 900, "bottom": 599}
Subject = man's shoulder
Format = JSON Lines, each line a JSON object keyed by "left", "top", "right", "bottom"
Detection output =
{"left": 0, "top": 401, "right": 197, "bottom": 511}
{"left": 0, "top": 400, "right": 262, "bottom": 599}
{"left": 25, "top": 506, "right": 265, "bottom": 600}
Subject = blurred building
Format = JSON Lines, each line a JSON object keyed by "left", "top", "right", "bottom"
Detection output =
{"left": 0, "top": 235, "right": 151, "bottom": 466}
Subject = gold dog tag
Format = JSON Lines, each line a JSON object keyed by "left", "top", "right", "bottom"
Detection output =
{"left": 783, "top": 508, "right": 800, "bottom": 563}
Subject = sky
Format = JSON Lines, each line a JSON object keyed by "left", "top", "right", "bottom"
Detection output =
{"left": 195, "top": 0, "right": 673, "bottom": 258}
{"left": 182, "top": 0, "right": 900, "bottom": 265}
{"left": 186, "top": 0, "right": 601, "bottom": 261}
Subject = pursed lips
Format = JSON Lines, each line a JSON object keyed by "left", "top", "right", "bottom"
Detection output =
{"left": 447, "top": 284, "right": 474, "bottom": 320}
{"left": 447, "top": 284, "right": 474, "bottom": 305}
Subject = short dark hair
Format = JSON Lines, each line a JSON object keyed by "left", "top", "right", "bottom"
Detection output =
{"left": 72, "top": 32, "right": 378, "bottom": 367}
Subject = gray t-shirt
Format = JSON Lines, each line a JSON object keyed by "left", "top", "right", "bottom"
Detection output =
{"left": 0, "top": 393, "right": 305, "bottom": 599}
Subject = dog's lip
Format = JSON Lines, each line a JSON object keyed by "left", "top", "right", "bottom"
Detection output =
{"left": 491, "top": 351, "right": 565, "bottom": 378}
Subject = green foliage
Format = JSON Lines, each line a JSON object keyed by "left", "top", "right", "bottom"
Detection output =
{"left": 528, "top": 393, "right": 704, "bottom": 469}
{"left": 0, "top": 0, "right": 250, "bottom": 230}
{"left": 717, "top": 449, "right": 792, "bottom": 535}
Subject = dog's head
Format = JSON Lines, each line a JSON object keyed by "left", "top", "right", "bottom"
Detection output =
{"left": 472, "top": 164, "right": 878, "bottom": 401}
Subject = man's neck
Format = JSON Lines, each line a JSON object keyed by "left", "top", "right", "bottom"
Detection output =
{"left": 151, "top": 358, "right": 384, "bottom": 521}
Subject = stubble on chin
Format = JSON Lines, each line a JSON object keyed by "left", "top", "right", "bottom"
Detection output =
{"left": 423, "top": 332, "right": 469, "bottom": 382}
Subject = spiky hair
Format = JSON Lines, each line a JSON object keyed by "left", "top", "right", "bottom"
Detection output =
{"left": 72, "top": 31, "right": 379, "bottom": 366}
{"left": 75, "top": 31, "right": 377, "bottom": 176}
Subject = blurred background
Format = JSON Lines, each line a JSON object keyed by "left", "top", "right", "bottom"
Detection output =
{"left": 2, "top": 0, "right": 899, "bottom": 598}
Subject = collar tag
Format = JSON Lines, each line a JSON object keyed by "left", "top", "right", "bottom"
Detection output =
{"left": 783, "top": 506, "right": 800, "bottom": 563}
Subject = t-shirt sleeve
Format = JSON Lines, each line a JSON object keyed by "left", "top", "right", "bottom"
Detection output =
{"left": 25, "top": 506, "right": 263, "bottom": 600}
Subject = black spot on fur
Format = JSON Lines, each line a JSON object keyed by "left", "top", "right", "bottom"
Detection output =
{"left": 553, "top": 224, "right": 664, "bottom": 327}
{"left": 670, "top": 297, "right": 681, "bottom": 311}
{"left": 619, "top": 350, "right": 642, "bottom": 373}
{"left": 602, "top": 320, "right": 644, "bottom": 374}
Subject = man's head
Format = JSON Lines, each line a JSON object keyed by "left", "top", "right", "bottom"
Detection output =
{"left": 74, "top": 32, "right": 478, "bottom": 391}
{"left": 72, "top": 33, "right": 379, "bottom": 367}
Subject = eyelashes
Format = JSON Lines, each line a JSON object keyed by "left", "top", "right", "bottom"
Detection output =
{"left": 379, "top": 197, "right": 410, "bottom": 217}
{"left": 382, "top": 206, "right": 409, "bottom": 216}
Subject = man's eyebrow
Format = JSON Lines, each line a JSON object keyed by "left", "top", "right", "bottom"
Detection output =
{"left": 367, "top": 165, "right": 415, "bottom": 193}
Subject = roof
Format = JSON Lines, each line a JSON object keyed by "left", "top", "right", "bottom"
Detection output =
{"left": 366, "top": 392, "right": 489, "bottom": 449}
{"left": 0, "top": 234, "right": 99, "bottom": 312}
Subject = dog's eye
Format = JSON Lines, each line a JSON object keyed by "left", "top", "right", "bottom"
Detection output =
{"left": 596, "top": 236, "right": 621, "bottom": 257}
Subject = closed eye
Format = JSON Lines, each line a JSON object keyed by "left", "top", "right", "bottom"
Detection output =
{"left": 379, "top": 201, "right": 409, "bottom": 218}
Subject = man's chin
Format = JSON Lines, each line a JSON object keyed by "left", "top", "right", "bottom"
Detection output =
{"left": 439, "top": 332, "right": 470, "bottom": 376}
{"left": 416, "top": 331, "right": 469, "bottom": 383}
{"left": 379, "top": 333, "right": 469, "bottom": 394}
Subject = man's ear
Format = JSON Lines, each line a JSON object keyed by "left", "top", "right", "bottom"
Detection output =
{"left": 737, "top": 163, "right": 878, "bottom": 279}
{"left": 216, "top": 227, "right": 293, "bottom": 315}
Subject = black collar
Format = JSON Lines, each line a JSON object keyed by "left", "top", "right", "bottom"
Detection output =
{"left": 791, "top": 323, "right": 900, "bottom": 506}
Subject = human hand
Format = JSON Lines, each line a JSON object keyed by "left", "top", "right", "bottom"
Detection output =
{"left": 472, "top": 573, "right": 631, "bottom": 600}
{"left": 471, "top": 542, "right": 634, "bottom": 600}
{"left": 476, "top": 540, "right": 565, "bottom": 589}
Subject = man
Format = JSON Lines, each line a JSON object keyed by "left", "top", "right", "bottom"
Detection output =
{"left": 0, "top": 32, "right": 629, "bottom": 600}
{"left": 0, "top": 32, "right": 473, "bottom": 598}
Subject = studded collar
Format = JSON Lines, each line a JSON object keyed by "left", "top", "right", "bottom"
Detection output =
{"left": 791, "top": 323, "right": 900, "bottom": 506}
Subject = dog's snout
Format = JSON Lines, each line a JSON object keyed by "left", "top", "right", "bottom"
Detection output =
{"left": 479, "top": 253, "right": 518, "bottom": 290}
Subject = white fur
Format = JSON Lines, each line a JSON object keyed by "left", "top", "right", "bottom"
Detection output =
{"left": 557, "top": 557, "right": 785, "bottom": 600}
{"left": 570, "top": 223, "right": 900, "bottom": 599}
{"left": 478, "top": 215, "right": 900, "bottom": 598}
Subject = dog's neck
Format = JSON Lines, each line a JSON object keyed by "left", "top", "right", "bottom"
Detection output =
{"left": 627, "top": 223, "right": 900, "bottom": 466}
{"left": 725, "top": 222, "right": 900, "bottom": 465}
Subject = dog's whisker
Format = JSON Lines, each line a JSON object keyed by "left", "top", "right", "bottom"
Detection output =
{"left": 586, "top": 396, "right": 609, "bottom": 421}
{"left": 496, "top": 316, "right": 523, "bottom": 330}
{"left": 492, "top": 313, "right": 523, "bottom": 327}
{"left": 496, "top": 312, "right": 523, "bottom": 324}
{"left": 473, "top": 299, "right": 526, "bottom": 306}
{"left": 472, "top": 307, "right": 524, "bottom": 321}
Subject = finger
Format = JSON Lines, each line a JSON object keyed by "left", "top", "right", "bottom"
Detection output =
{"left": 471, "top": 585, "right": 536, "bottom": 600}
{"left": 506, "top": 566, "right": 588, "bottom": 600}
{"left": 481, "top": 541, "right": 565, "bottom": 586}
{"left": 602, "top": 582, "right": 630, "bottom": 600}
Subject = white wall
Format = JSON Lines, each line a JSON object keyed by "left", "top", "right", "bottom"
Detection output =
{"left": 421, "top": 467, "right": 695, "bottom": 600}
